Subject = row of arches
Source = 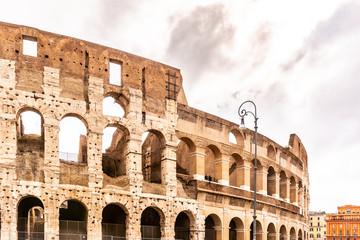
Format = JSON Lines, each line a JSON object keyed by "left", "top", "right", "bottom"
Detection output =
{"left": 15, "top": 108, "right": 307, "bottom": 209}
{"left": 15, "top": 196, "right": 191, "bottom": 240}
{"left": 14, "top": 195, "right": 307, "bottom": 240}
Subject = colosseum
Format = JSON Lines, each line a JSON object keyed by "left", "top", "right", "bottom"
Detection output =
{"left": 0, "top": 21, "right": 309, "bottom": 240}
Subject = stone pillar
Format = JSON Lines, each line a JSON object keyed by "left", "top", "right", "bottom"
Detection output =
{"left": 43, "top": 124, "right": 60, "bottom": 185}
{"left": 87, "top": 131, "right": 103, "bottom": 189}
{"left": 44, "top": 196, "right": 60, "bottom": 240}
{"left": 240, "top": 161, "right": 251, "bottom": 190}
{"left": 162, "top": 143, "right": 177, "bottom": 197}
{"left": 189, "top": 147, "right": 206, "bottom": 181}
{"left": 215, "top": 155, "right": 230, "bottom": 185}
{"left": 127, "top": 136, "right": 143, "bottom": 195}
{"left": 273, "top": 172, "right": 280, "bottom": 198}
{"left": 87, "top": 193, "right": 102, "bottom": 240}
{"left": 258, "top": 167, "right": 268, "bottom": 194}
{"left": 0, "top": 195, "right": 17, "bottom": 240}
{"left": 285, "top": 179, "right": 291, "bottom": 202}
{"left": 239, "top": 162, "right": 251, "bottom": 190}
{"left": 290, "top": 182, "right": 299, "bottom": 205}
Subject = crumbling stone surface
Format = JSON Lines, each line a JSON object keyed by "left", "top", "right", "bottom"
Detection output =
{"left": 0, "top": 22, "right": 310, "bottom": 240}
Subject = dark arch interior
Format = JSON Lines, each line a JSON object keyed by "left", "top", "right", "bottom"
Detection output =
{"left": 205, "top": 216, "right": 216, "bottom": 240}
{"left": 141, "top": 208, "right": 161, "bottom": 239}
{"left": 17, "top": 197, "right": 44, "bottom": 240}
{"left": 175, "top": 212, "right": 190, "bottom": 240}
{"left": 229, "top": 219, "right": 237, "bottom": 240}
{"left": 59, "top": 200, "right": 87, "bottom": 238}
{"left": 102, "top": 204, "right": 127, "bottom": 239}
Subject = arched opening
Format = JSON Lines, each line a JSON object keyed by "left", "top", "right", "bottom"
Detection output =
{"left": 280, "top": 171, "right": 288, "bottom": 200}
{"left": 102, "top": 125, "right": 129, "bottom": 181}
{"left": 16, "top": 109, "right": 45, "bottom": 182}
{"left": 267, "top": 167, "right": 276, "bottom": 196}
{"left": 250, "top": 159, "right": 263, "bottom": 192}
{"left": 298, "top": 229, "right": 303, "bottom": 240}
{"left": 280, "top": 225, "right": 287, "bottom": 240}
{"left": 229, "top": 217, "right": 244, "bottom": 240}
{"left": 229, "top": 154, "right": 244, "bottom": 187}
{"left": 250, "top": 220, "right": 262, "bottom": 240}
{"left": 290, "top": 227, "right": 296, "bottom": 240}
{"left": 102, "top": 96, "right": 125, "bottom": 117}
{"left": 59, "top": 200, "right": 87, "bottom": 239}
{"left": 141, "top": 207, "right": 162, "bottom": 239}
{"left": 267, "top": 223, "right": 276, "bottom": 240}
{"left": 205, "top": 214, "right": 222, "bottom": 240}
{"left": 290, "top": 177, "right": 297, "bottom": 203}
{"left": 17, "top": 196, "right": 44, "bottom": 240}
{"left": 59, "top": 116, "right": 87, "bottom": 163}
{"left": 205, "top": 145, "right": 221, "bottom": 182}
{"left": 141, "top": 131, "right": 165, "bottom": 183}
{"left": 176, "top": 138, "right": 195, "bottom": 175}
{"left": 175, "top": 212, "right": 190, "bottom": 240}
{"left": 229, "top": 129, "right": 244, "bottom": 146}
{"left": 102, "top": 204, "right": 127, "bottom": 239}
{"left": 267, "top": 145, "right": 276, "bottom": 159}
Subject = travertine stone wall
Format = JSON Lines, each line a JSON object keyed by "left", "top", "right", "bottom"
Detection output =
{"left": 0, "top": 22, "right": 309, "bottom": 240}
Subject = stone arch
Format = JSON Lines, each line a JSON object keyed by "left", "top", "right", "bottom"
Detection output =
{"left": 229, "top": 128, "right": 244, "bottom": 146}
{"left": 59, "top": 114, "right": 88, "bottom": 163}
{"left": 250, "top": 220, "right": 262, "bottom": 240}
{"left": 290, "top": 227, "right": 296, "bottom": 240}
{"left": 176, "top": 137, "right": 196, "bottom": 175}
{"left": 59, "top": 199, "right": 88, "bottom": 239}
{"left": 175, "top": 211, "right": 194, "bottom": 240}
{"left": 102, "top": 123, "right": 130, "bottom": 181}
{"left": 204, "top": 144, "right": 221, "bottom": 182}
{"left": 229, "top": 153, "right": 244, "bottom": 187}
{"left": 267, "top": 166, "right": 276, "bottom": 196}
{"left": 141, "top": 129, "right": 166, "bottom": 183}
{"left": 17, "top": 195, "right": 44, "bottom": 240}
{"left": 103, "top": 92, "right": 129, "bottom": 110}
{"left": 290, "top": 176, "right": 297, "bottom": 203}
{"left": 102, "top": 203, "right": 128, "bottom": 239}
{"left": 102, "top": 95, "right": 126, "bottom": 118}
{"left": 229, "top": 217, "right": 244, "bottom": 240}
{"left": 205, "top": 213, "right": 222, "bottom": 240}
{"left": 280, "top": 225, "right": 287, "bottom": 240}
{"left": 279, "top": 171, "right": 288, "bottom": 200}
{"left": 267, "top": 223, "right": 276, "bottom": 240}
{"left": 16, "top": 107, "right": 44, "bottom": 139}
{"left": 298, "top": 229, "right": 303, "bottom": 240}
{"left": 141, "top": 206, "right": 165, "bottom": 239}
{"left": 16, "top": 107, "right": 45, "bottom": 182}
{"left": 267, "top": 145, "right": 276, "bottom": 159}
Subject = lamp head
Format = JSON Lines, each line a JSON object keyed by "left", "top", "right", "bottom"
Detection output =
{"left": 240, "top": 117, "right": 246, "bottom": 129}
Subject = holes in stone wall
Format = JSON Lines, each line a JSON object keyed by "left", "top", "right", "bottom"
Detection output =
{"left": 109, "top": 60, "right": 121, "bottom": 86}
{"left": 23, "top": 36, "right": 37, "bottom": 57}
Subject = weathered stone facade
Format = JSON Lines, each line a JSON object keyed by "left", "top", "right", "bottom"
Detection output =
{"left": 0, "top": 22, "right": 309, "bottom": 240}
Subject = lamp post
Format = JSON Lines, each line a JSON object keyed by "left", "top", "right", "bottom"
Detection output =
{"left": 238, "top": 100, "right": 258, "bottom": 240}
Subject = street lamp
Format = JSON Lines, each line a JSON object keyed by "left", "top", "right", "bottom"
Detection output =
{"left": 238, "top": 100, "right": 258, "bottom": 240}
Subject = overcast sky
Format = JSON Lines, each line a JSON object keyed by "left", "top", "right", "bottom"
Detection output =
{"left": 2, "top": 0, "right": 360, "bottom": 213}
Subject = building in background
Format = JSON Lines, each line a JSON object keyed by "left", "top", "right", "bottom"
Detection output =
{"left": 310, "top": 211, "right": 327, "bottom": 240}
{"left": 326, "top": 205, "right": 360, "bottom": 240}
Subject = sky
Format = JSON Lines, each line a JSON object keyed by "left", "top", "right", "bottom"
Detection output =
{"left": 2, "top": 0, "right": 360, "bottom": 213}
